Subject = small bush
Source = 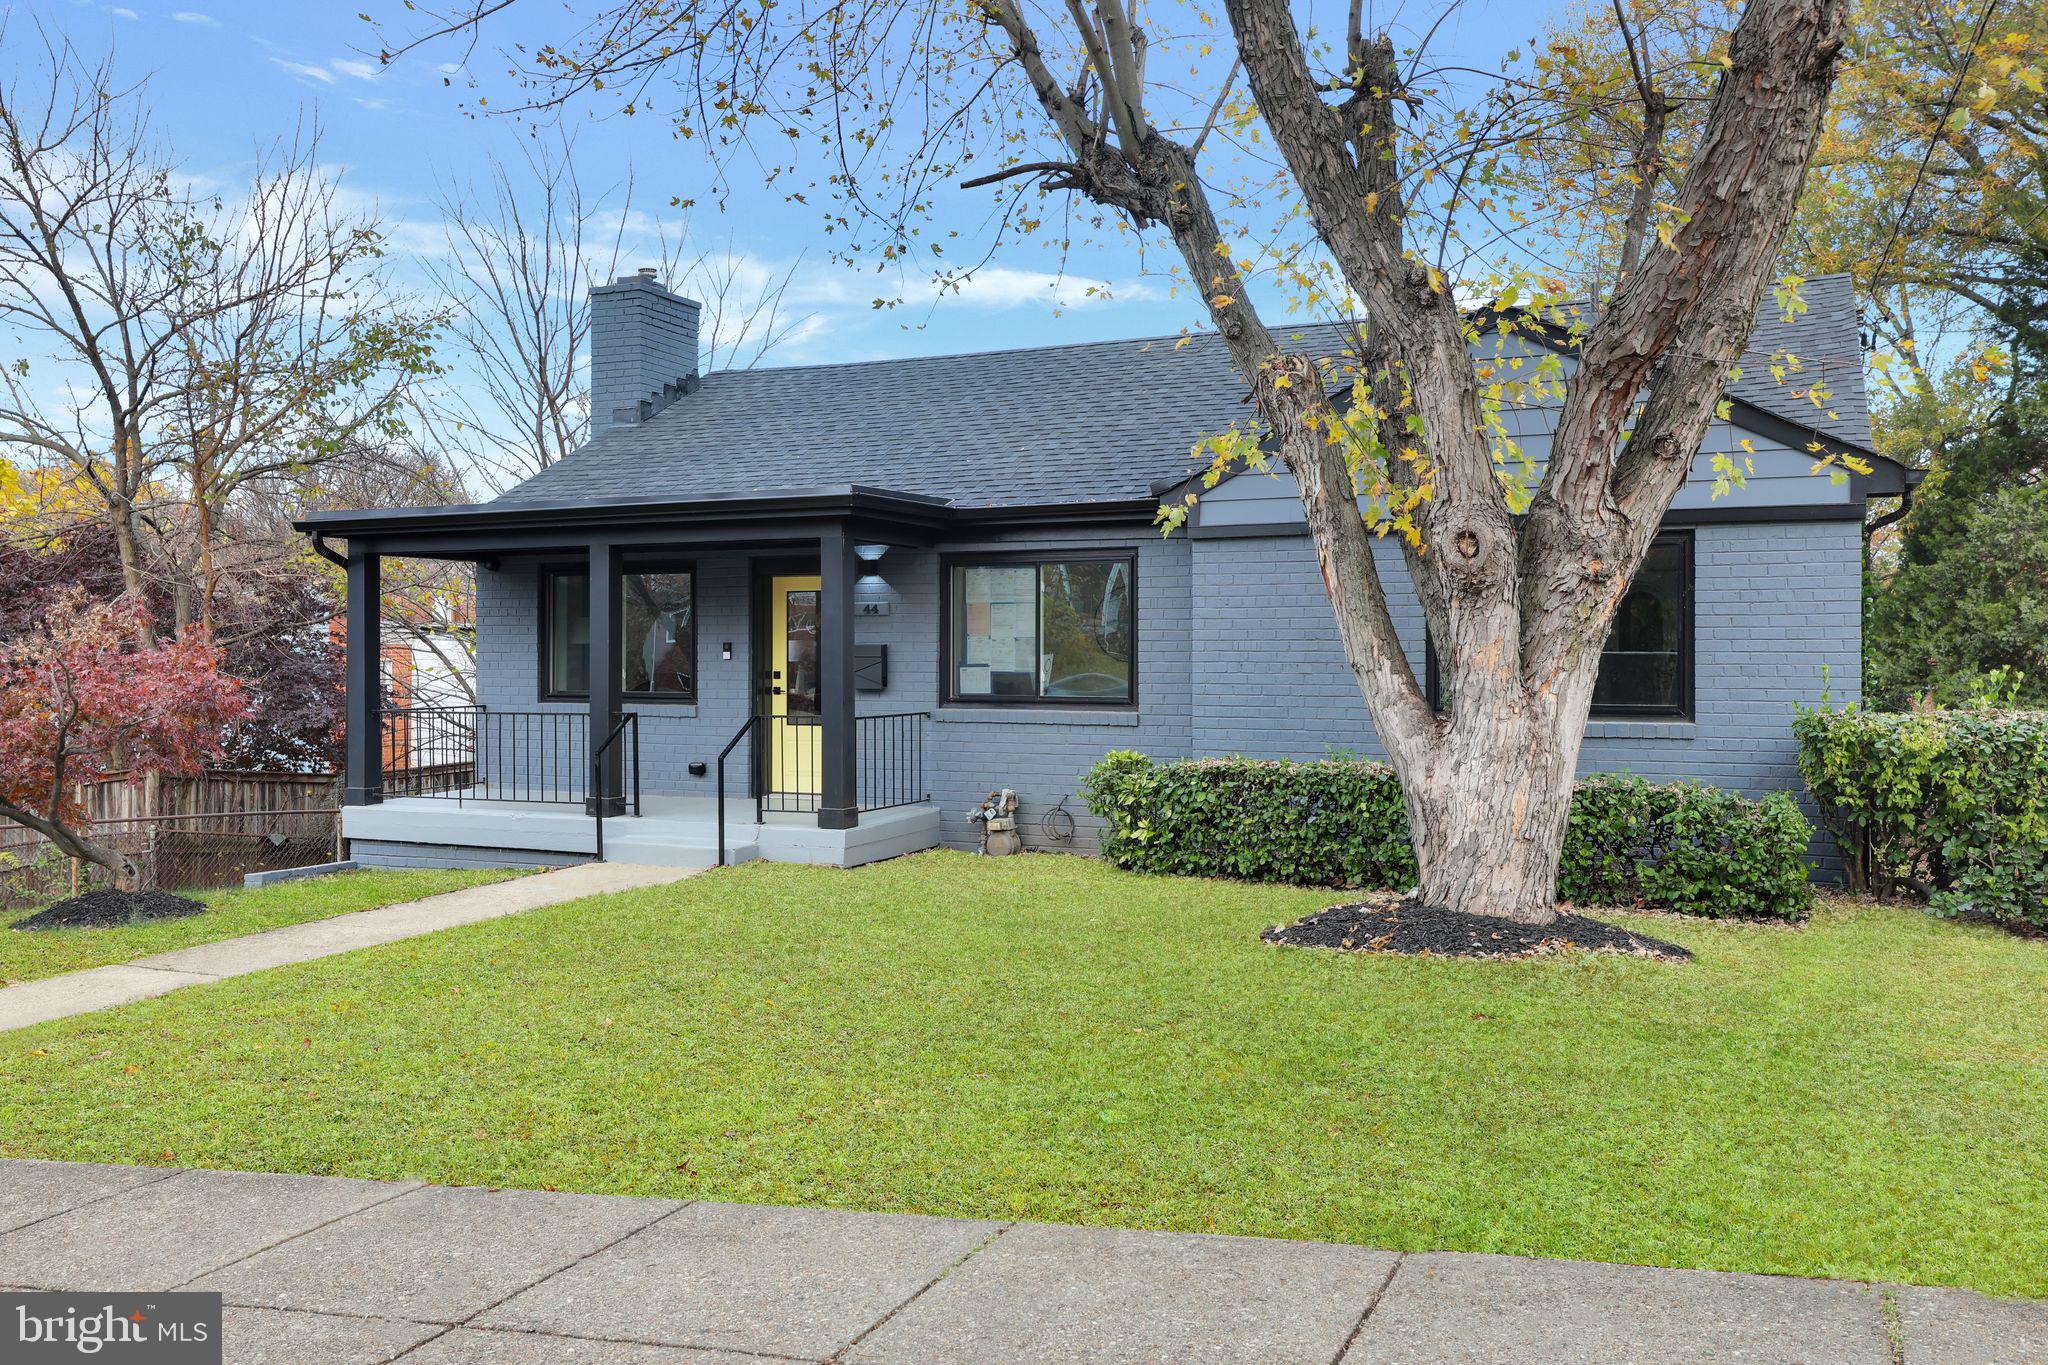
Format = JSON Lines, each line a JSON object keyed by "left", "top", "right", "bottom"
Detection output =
{"left": 1795, "top": 705, "right": 2048, "bottom": 926}
{"left": 1082, "top": 752, "right": 1814, "bottom": 920}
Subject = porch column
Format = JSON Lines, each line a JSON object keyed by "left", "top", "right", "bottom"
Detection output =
{"left": 817, "top": 525, "right": 859, "bottom": 829}
{"left": 343, "top": 547, "right": 383, "bottom": 806}
{"left": 587, "top": 540, "right": 626, "bottom": 816}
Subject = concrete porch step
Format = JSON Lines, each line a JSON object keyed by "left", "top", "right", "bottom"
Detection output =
{"left": 343, "top": 796, "right": 942, "bottom": 871}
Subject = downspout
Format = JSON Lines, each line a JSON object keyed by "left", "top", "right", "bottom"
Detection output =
{"left": 309, "top": 531, "right": 349, "bottom": 569}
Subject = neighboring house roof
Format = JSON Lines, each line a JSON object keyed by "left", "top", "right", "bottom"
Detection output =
{"left": 485, "top": 272, "right": 1882, "bottom": 514}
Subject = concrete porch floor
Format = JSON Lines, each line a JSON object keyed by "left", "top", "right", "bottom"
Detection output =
{"left": 344, "top": 794, "right": 944, "bottom": 869}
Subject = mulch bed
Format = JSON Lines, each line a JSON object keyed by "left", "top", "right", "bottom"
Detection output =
{"left": 1263, "top": 895, "right": 1692, "bottom": 961}
{"left": 12, "top": 889, "right": 208, "bottom": 931}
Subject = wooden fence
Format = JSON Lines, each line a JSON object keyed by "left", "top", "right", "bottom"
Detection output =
{"left": 0, "top": 770, "right": 341, "bottom": 911}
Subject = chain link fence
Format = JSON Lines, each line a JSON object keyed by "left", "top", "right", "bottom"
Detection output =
{"left": 0, "top": 808, "right": 342, "bottom": 916}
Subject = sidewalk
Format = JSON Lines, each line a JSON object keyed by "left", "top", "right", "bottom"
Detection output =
{"left": 0, "top": 862, "right": 699, "bottom": 1033}
{"left": 0, "top": 1159, "right": 2038, "bottom": 1362}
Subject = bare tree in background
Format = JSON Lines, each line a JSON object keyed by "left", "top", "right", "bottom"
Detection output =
{"left": 427, "top": 132, "right": 809, "bottom": 491}
{"left": 153, "top": 121, "right": 442, "bottom": 633}
{"left": 1, "top": 28, "right": 186, "bottom": 643}
{"left": 1, "top": 27, "right": 440, "bottom": 644}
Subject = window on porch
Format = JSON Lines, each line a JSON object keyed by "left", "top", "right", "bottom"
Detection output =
{"left": 544, "top": 565, "right": 697, "bottom": 702}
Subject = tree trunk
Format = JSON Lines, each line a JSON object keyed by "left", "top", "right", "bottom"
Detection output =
{"left": 1406, "top": 699, "right": 1586, "bottom": 923}
{"left": 0, "top": 797, "right": 141, "bottom": 892}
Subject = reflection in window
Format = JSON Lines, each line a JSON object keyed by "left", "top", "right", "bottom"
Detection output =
{"left": 543, "top": 566, "right": 696, "bottom": 701}
{"left": 624, "top": 571, "right": 695, "bottom": 697}
{"left": 950, "top": 557, "right": 1134, "bottom": 703}
{"left": 546, "top": 571, "right": 591, "bottom": 697}
{"left": 1591, "top": 538, "right": 1687, "bottom": 713}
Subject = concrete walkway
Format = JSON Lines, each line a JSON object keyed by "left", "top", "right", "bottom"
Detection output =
{"left": 0, "top": 1160, "right": 2039, "bottom": 1363}
{"left": 0, "top": 863, "right": 699, "bottom": 1033}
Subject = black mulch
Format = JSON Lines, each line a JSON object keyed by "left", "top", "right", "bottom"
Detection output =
{"left": 12, "top": 889, "right": 208, "bottom": 931}
{"left": 1263, "top": 896, "right": 1691, "bottom": 961}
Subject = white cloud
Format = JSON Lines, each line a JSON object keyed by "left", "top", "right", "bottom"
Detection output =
{"left": 171, "top": 10, "right": 217, "bottom": 24}
{"left": 269, "top": 58, "right": 337, "bottom": 85}
{"left": 330, "top": 58, "right": 382, "bottom": 82}
{"left": 353, "top": 97, "right": 399, "bottom": 113}
{"left": 111, "top": 7, "right": 139, "bottom": 19}
{"left": 434, "top": 62, "right": 462, "bottom": 76}
{"left": 928, "top": 265, "right": 1155, "bottom": 311}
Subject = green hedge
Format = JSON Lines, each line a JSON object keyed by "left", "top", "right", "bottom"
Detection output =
{"left": 1794, "top": 705, "right": 2048, "bottom": 926}
{"left": 1081, "top": 753, "right": 1815, "bottom": 920}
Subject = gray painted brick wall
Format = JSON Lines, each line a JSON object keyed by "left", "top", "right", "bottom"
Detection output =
{"left": 467, "top": 518, "right": 1855, "bottom": 874}
{"left": 1188, "top": 521, "right": 1862, "bottom": 872}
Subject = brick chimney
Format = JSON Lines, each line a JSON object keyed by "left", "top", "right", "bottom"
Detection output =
{"left": 589, "top": 267, "right": 701, "bottom": 431}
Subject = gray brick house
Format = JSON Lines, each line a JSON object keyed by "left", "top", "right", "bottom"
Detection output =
{"left": 299, "top": 270, "right": 1908, "bottom": 872}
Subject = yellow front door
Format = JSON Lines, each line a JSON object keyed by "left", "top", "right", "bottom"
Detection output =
{"left": 768, "top": 575, "right": 822, "bottom": 798}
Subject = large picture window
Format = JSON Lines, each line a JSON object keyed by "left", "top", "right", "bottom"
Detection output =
{"left": 542, "top": 565, "right": 697, "bottom": 702}
{"left": 945, "top": 553, "right": 1135, "bottom": 705}
{"left": 1426, "top": 532, "right": 1691, "bottom": 718}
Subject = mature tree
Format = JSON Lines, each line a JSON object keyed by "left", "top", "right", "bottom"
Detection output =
{"left": 151, "top": 126, "right": 441, "bottom": 634}
{"left": 427, "top": 132, "right": 810, "bottom": 491}
{"left": 0, "top": 30, "right": 182, "bottom": 639}
{"left": 383, "top": 0, "right": 1852, "bottom": 922}
{"left": 0, "top": 29, "right": 440, "bottom": 644}
{"left": 0, "top": 592, "right": 247, "bottom": 888}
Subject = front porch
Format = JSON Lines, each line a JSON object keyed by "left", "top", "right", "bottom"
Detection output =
{"left": 344, "top": 794, "right": 944, "bottom": 870}
{"left": 302, "top": 487, "right": 954, "bottom": 870}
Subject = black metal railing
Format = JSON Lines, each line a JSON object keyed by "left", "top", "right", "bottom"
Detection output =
{"left": 377, "top": 705, "right": 639, "bottom": 809}
{"left": 755, "top": 710, "right": 929, "bottom": 815}
{"left": 715, "top": 715, "right": 758, "bottom": 868}
{"left": 379, "top": 704, "right": 479, "bottom": 797}
{"left": 590, "top": 712, "right": 642, "bottom": 860}
{"left": 758, "top": 714, "right": 821, "bottom": 815}
{"left": 856, "top": 711, "right": 928, "bottom": 811}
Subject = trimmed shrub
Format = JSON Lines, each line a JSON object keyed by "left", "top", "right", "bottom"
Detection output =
{"left": 1081, "top": 752, "right": 1814, "bottom": 920}
{"left": 1560, "top": 775, "right": 1815, "bottom": 920}
{"left": 1080, "top": 752, "right": 1417, "bottom": 890}
{"left": 1795, "top": 705, "right": 2048, "bottom": 926}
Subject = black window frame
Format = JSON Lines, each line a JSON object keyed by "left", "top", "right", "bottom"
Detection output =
{"left": 939, "top": 549, "right": 1139, "bottom": 708}
{"left": 1425, "top": 530, "right": 1694, "bottom": 720}
{"left": 538, "top": 559, "right": 700, "bottom": 704}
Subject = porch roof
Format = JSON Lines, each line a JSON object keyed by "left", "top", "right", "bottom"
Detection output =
{"left": 292, "top": 483, "right": 1018, "bottom": 555}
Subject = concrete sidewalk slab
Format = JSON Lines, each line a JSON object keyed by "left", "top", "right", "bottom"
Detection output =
{"left": 189, "top": 1184, "right": 682, "bottom": 1325}
{"left": 1898, "top": 1285, "right": 2048, "bottom": 1364}
{"left": 1342, "top": 1250, "right": 1894, "bottom": 1364}
{"left": 479, "top": 1201, "right": 1002, "bottom": 1359}
{"left": 0, "top": 1168, "right": 414, "bottom": 1292}
{"left": 219, "top": 1307, "right": 440, "bottom": 1365}
{"left": 0, "top": 1159, "right": 2039, "bottom": 1363}
{"left": 847, "top": 1220, "right": 1401, "bottom": 1364}
{"left": 403, "top": 1327, "right": 764, "bottom": 1363}
{"left": 0, "top": 1158, "right": 179, "bottom": 1235}
{"left": 0, "top": 861, "right": 700, "bottom": 1033}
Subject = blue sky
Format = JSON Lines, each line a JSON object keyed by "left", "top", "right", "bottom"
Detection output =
{"left": 24, "top": 0, "right": 1539, "bottom": 367}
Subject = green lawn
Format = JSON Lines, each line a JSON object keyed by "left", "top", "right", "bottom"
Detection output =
{"left": 0, "top": 868, "right": 531, "bottom": 985}
{"left": 1, "top": 851, "right": 2043, "bottom": 1297}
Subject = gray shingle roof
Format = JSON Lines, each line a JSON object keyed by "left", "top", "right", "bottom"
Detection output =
{"left": 1724, "top": 272, "right": 1874, "bottom": 450}
{"left": 492, "top": 273, "right": 1874, "bottom": 511}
